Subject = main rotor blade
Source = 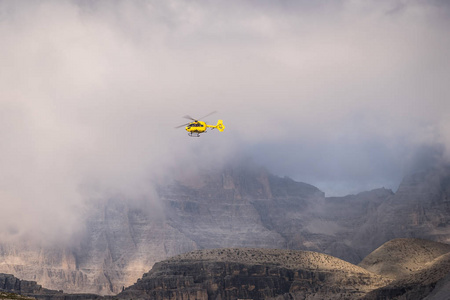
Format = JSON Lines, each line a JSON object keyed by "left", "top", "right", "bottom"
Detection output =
{"left": 183, "top": 115, "right": 196, "bottom": 121}
{"left": 198, "top": 111, "right": 217, "bottom": 120}
{"left": 175, "top": 122, "right": 191, "bottom": 129}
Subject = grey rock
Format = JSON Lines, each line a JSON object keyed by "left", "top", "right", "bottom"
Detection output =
{"left": 3, "top": 238, "right": 450, "bottom": 300}
{"left": 1, "top": 163, "right": 450, "bottom": 294}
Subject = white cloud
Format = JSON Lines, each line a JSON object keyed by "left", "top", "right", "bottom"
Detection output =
{"left": 0, "top": 0, "right": 450, "bottom": 240}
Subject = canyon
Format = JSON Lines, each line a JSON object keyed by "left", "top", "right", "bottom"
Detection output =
{"left": 2, "top": 238, "right": 450, "bottom": 299}
{"left": 0, "top": 162, "right": 449, "bottom": 295}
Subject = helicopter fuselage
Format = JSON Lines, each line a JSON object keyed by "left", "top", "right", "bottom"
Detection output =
{"left": 185, "top": 121, "right": 207, "bottom": 134}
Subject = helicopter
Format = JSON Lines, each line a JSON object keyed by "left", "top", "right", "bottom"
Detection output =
{"left": 175, "top": 111, "right": 225, "bottom": 137}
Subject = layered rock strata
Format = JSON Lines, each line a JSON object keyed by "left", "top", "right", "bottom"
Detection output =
{"left": 1, "top": 164, "right": 450, "bottom": 294}
{"left": 117, "top": 248, "right": 390, "bottom": 300}
{"left": 3, "top": 238, "right": 450, "bottom": 300}
{"left": 0, "top": 273, "right": 101, "bottom": 300}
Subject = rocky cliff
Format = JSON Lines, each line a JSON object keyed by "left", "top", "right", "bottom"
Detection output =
{"left": 0, "top": 273, "right": 101, "bottom": 300}
{"left": 3, "top": 238, "right": 450, "bottom": 300}
{"left": 1, "top": 163, "right": 450, "bottom": 294}
{"left": 117, "top": 238, "right": 450, "bottom": 300}
{"left": 116, "top": 238, "right": 450, "bottom": 300}
{"left": 117, "top": 248, "right": 390, "bottom": 300}
{"left": 354, "top": 167, "right": 450, "bottom": 256}
{"left": 0, "top": 273, "right": 44, "bottom": 295}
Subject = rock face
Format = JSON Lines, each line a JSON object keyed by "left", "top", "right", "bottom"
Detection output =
{"left": 0, "top": 244, "right": 95, "bottom": 295}
{"left": 118, "top": 239, "right": 450, "bottom": 300}
{"left": 117, "top": 248, "right": 390, "bottom": 300}
{"left": 0, "top": 273, "right": 44, "bottom": 295}
{"left": 1, "top": 163, "right": 450, "bottom": 294}
{"left": 3, "top": 238, "right": 450, "bottom": 300}
{"left": 354, "top": 167, "right": 450, "bottom": 256}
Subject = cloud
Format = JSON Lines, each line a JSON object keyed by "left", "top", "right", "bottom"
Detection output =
{"left": 0, "top": 0, "right": 449, "bottom": 241}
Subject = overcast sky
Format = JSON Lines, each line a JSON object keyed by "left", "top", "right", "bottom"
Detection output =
{"left": 1, "top": 0, "right": 450, "bottom": 242}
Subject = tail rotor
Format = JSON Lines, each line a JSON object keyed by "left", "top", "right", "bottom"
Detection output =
{"left": 216, "top": 120, "right": 225, "bottom": 132}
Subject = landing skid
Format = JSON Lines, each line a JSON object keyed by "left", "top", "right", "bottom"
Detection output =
{"left": 188, "top": 132, "right": 201, "bottom": 137}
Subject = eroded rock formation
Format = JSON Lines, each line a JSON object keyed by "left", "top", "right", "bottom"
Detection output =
{"left": 1, "top": 163, "right": 450, "bottom": 294}
{"left": 117, "top": 248, "right": 390, "bottom": 300}
{"left": 2, "top": 238, "right": 450, "bottom": 299}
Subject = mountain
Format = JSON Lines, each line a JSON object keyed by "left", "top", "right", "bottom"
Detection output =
{"left": 116, "top": 238, "right": 450, "bottom": 300}
{"left": 117, "top": 248, "right": 390, "bottom": 300}
{"left": 3, "top": 238, "right": 450, "bottom": 300}
{"left": 354, "top": 167, "right": 450, "bottom": 255}
{"left": 358, "top": 238, "right": 450, "bottom": 299}
{"left": 0, "top": 163, "right": 450, "bottom": 294}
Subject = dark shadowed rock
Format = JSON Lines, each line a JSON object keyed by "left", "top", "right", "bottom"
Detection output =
{"left": 0, "top": 273, "right": 43, "bottom": 295}
{"left": 0, "top": 273, "right": 102, "bottom": 300}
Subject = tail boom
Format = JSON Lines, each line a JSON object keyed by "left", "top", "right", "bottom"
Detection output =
{"left": 206, "top": 120, "right": 225, "bottom": 132}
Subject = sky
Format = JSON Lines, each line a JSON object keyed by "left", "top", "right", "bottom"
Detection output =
{"left": 1, "top": 0, "right": 450, "bottom": 242}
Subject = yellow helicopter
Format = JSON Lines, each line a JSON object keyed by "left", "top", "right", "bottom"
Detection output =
{"left": 176, "top": 111, "right": 225, "bottom": 137}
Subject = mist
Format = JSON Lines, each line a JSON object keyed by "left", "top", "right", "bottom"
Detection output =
{"left": 1, "top": 0, "right": 450, "bottom": 242}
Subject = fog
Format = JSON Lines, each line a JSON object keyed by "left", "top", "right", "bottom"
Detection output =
{"left": 1, "top": 0, "right": 450, "bottom": 242}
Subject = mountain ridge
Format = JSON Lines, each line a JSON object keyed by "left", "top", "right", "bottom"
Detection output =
{"left": 116, "top": 238, "right": 450, "bottom": 300}
{"left": 2, "top": 237, "right": 450, "bottom": 299}
{"left": 116, "top": 247, "right": 391, "bottom": 300}
{"left": 0, "top": 164, "right": 449, "bottom": 294}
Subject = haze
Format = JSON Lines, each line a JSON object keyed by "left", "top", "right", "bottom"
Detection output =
{"left": 1, "top": 0, "right": 450, "bottom": 242}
